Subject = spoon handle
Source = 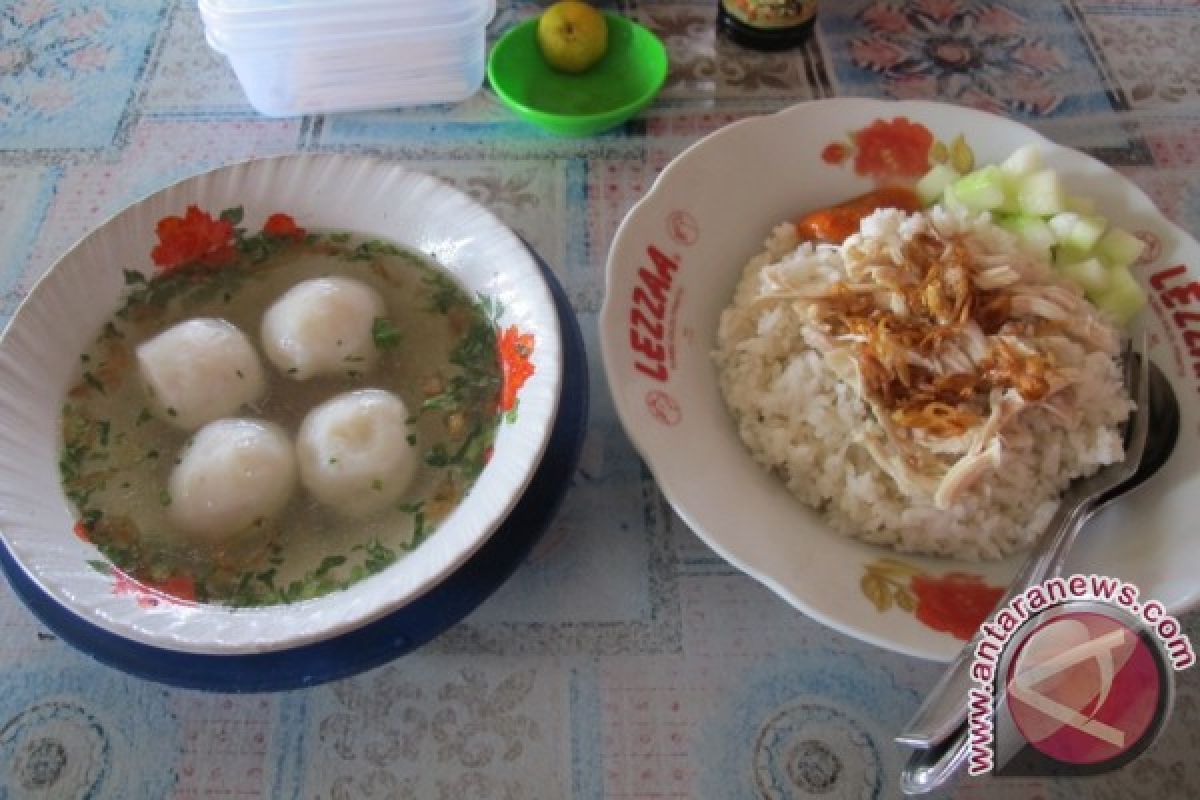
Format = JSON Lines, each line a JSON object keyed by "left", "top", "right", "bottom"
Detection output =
{"left": 898, "top": 344, "right": 1148, "bottom": 750}
{"left": 900, "top": 721, "right": 972, "bottom": 794}
{"left": 895, "top": 498, "right": 1093, "bottom": 749}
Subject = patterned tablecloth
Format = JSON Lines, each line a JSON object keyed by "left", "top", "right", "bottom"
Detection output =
{"left": 2, "top": 1, "right": 1199, "bottom": 797}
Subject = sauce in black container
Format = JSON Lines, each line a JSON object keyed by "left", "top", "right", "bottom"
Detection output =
{"left": 717, "top": 0, "right": 817, "bottom": 51}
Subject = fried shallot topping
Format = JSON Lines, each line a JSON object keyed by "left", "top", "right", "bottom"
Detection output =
{"left": 759, "top": 204, "right": 1123, "bottom": 508}
{"left": 815, "top": 229, "right": 1057, "bottom": 437}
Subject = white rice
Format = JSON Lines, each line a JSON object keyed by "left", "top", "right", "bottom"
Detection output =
{"left": 713, "top": 207, "right": 1131, "bottom": 560}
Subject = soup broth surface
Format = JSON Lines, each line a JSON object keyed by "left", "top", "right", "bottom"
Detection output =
{"left": 60, "top": 232, "right": 502, "bottom": 606}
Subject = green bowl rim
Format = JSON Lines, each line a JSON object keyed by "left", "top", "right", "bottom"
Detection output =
{"left": 486, "top": 12, "right": 669, "bottom": 130}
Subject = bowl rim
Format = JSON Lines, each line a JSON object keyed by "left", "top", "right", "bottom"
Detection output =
{"left": 486, "top": 13, "right": 668, "bottom": 132}
{"left": 0, "top": 152, "right": 564, "bottom": 654}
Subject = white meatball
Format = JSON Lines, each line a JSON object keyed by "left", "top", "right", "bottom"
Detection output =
{"left": 296, "top": 389, "right": 418, "bottom": 517}
{"left": 261, "top": 277, "right": 386, "bottom": 380}
{"left": 167, "top": 419, "right": 297, "bottom": 543}
{"left": 136, "top": 318, "right": 265, "bottom": 431}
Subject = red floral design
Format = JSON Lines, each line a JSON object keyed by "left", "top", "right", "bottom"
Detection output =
{"left": 861, "top": 558, "right": 1004, "bottom": 640}
{"left": 150, "top": 205, "right": 237, "bottom": 271}
{"left": 911, "top": 572, "right": 1005, "bottom": 640}
{"left": 821, "top": 142, "right": 850, "bottom": 165}
{"left": 497, "top": 325, "right": 535, "bottom": 413}
{"left": 146, "top": 574, "right": 197, "bottom": 603}
{"left": 111, "top": 567, "right": 196, "bottom": 607}
{"left": 263, "top": 212, "right": 306, "bottom": 240}
{"left": 850, "top": 116, "right": 934, "bottom": 181}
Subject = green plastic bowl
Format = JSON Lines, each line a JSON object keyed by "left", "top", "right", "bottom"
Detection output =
{"left": 487, "top": 13, "right": 668, "bottom": 137}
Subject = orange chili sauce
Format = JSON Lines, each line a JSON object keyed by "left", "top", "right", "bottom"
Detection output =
{"left": 795, "top": 187, "right": 922, "bottom": 244}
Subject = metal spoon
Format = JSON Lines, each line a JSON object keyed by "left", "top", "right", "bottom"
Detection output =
{"left": 899, "top": 358, "right": 1181, "bottom": 795}
{"left": 898, "top": 343, "right": 1151, "bottom": 749}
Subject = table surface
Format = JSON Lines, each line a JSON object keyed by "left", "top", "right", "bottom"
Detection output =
{"left": 2, "top": 1, "right": 1199, "bottom": 797}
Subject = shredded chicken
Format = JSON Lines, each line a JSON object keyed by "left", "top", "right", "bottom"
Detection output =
{"left": 758, "top": 208, "right": 1122, "bottom": 509}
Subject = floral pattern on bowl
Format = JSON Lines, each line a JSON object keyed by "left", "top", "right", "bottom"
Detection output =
{"left": 860, "top": 558, "right": 1004, "bottom": 641}
{"left": 821, "top": 115, "right": 978, "bottom": 183}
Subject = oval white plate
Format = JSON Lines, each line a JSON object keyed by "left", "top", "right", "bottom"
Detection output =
{"left": 600, "top": 98, "right": 1200, "bottom": 661}
{"left": 0, "top": 154, "right": 562, "bottom": 654}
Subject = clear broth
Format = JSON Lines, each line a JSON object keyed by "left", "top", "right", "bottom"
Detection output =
{"left": 60, "top": 234, "right": 501, "bottom": 606}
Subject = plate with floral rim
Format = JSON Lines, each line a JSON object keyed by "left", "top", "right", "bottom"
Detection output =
{"left": 600, "top": 98, "right": 1200, "bottom": 661}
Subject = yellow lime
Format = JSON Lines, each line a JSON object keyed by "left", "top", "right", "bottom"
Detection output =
{"left": 536, "top": 1, "right": 609, "bottom": 74}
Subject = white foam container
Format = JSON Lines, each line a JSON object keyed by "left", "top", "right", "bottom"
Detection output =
{"left": 198, "top": 0, "right": 495, "bottom": 116}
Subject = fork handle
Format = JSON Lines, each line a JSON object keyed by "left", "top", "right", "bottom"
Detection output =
{"left": 894, "top": 498, "right": 1095, "bottom": 749}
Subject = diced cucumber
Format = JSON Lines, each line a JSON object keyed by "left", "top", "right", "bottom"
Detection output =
{"left": 1092, "top": 265, "right": 1146, "bottom": 326}
{"left": 995, "top": 181, "right": 1022, "bottom": 214}
{"left": 1068, "top": 214, "right": 1108, "bottom": 253}
{"left": 953, "top": 165, "right": 1009, "bottom": 212}
{"left": 916, "top": 164, "right": 961, "bottom": 207}
{"left": 1095, "top": 226, "right": 1146, "bottom": 269}
{"left": 940, "top": 183, "right": 968, "bottom": 214}
{"left": 1017, "top": 169, "right": 1067, "bottom": 216}
{"left": 997, "top": 214, "right": 1056, "bottom": 255}
{"left": 1048, "top": 212, "right": 1081, "bottom": 243}
{"left": 1059, "top": 257, "right": 1111, "bottom": 293}
{"left": 1000, "top": 144, "right": 1043, "bottom": 179}
{"left": 1048, "top": 212, "right": 1108, "bottom": 255}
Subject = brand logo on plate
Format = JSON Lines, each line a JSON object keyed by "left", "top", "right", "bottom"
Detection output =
{"left": 628, "top": 245, "right": 681, "bottom": 383}
{"left": 645, "top": 389, "right": 681, "bottom": 426}
{"left": 668, "top": 210, "right": 699, "bottom": 246}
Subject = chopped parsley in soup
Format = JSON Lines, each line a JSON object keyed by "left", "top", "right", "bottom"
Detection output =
{"left": 60, "top": 209, "right": 507, "bottom": 606}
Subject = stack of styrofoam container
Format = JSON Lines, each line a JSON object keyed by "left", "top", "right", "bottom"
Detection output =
{"left": 198, "top": 0, "right": 496, "bottom": 116}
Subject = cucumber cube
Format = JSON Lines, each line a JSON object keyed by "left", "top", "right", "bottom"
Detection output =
{"left": 1060, "top": 258, "right": 1111, "bottom": 293}
{"left": 1000, "top": 144, "right": 1043, "bottom": 179}
{"left": 917, "top": 164, "right": 961, "bottom": 207}
{"left": 953, "top": 166, "right": 1009, "bottom": 212}
{"left": 1048, "top": 212, "right": 1107, "bottom": 255}
{"left": 940, "top": 183, "right": 968, "bottom": 214}
{"left": 1092, "top": 265, "right": 1146, "bottom": 326}
{"left": 1017, "top": 169, "right": 1067, "bottom": 216}
{"left": 1066, "top": 214, "right": 1108, "bottom": 254}
{"left": 1095, "top": 226, "right": 1146, "bottom": 269}
{"left": 1048, "top": 212, "right": 1081, "bottom": 243}
{"left": 998, "top": 214, "right": 1056, "bottom": 255}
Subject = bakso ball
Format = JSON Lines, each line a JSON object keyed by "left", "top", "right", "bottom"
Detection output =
{"left": 261, "top": 277, "right": 386, "bottom": 380}
{"left": 296, "top": 389, "right": 418, "bottom": 517}
{"left": 136, "top": 318, "right": 265, "bottom": 431}
{"left": 167, "top": 419, "right": 297, "bottom": 543}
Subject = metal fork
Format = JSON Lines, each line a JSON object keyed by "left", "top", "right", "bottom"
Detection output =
{"left": 895, "top": 334, "right": 1151, "bottom": 752}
